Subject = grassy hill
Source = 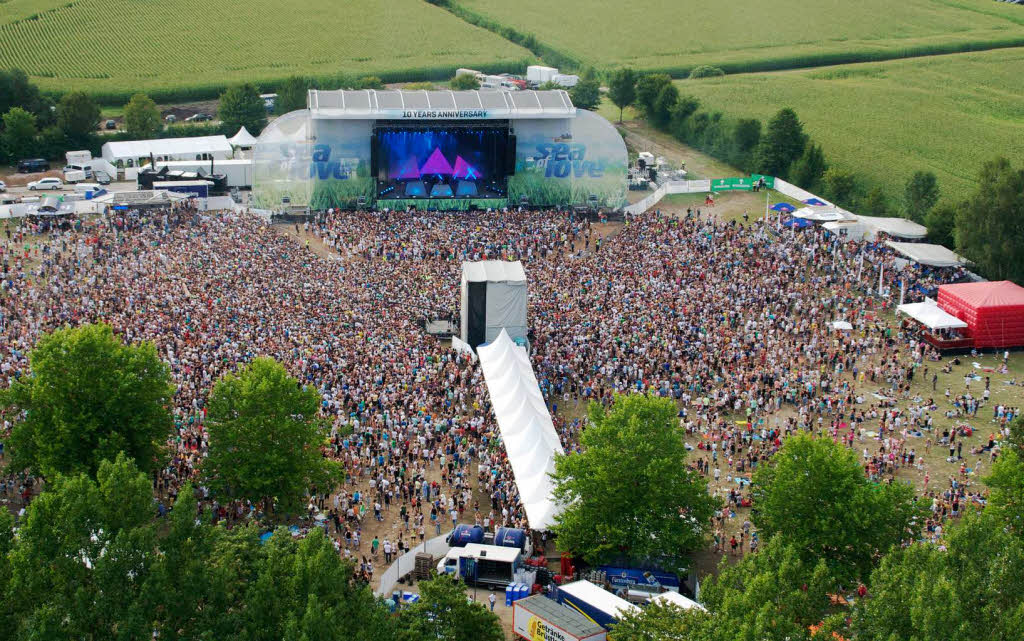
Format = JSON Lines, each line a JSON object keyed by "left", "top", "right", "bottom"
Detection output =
{"left": 457, "top": 0, "right": 1024, "bottom": 73}
{"left": 674, "top": 48, "right": 1024, "bottom": 199}
{"left": 0, "top": 0, "right": 533, "bottom": 102}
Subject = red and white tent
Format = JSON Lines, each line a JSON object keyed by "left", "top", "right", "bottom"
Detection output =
{"left": 938, "top": 281, "right": 1024, "bottom": 348}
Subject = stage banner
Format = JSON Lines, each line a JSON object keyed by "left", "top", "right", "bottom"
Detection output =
{"left": 710, "top": 177, "right": 754, "bottom": 192}
{"left": 750, "top": 174, "right": 776, "bottom": 188}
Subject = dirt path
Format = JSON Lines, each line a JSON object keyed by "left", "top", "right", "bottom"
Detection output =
{"left": 617, "top": 120, "right": 743, "bottom": 180}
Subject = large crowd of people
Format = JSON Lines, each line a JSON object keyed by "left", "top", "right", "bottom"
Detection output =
{"left": 0, "top": 202, "right": 1016, "bottom": 577}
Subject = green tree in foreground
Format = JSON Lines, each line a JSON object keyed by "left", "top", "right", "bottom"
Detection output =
{"left": 985, "top": 446, "right": 1024, "bottom": 535}
{"left": 754, "top": 108, "right": 807, "bottom": 178}
{"left": 854, "top": 511, "right": 1024, "bottom": 641}
{"left": 608, "top": 68, "right": 637, "bottom": 123}
{"left": 2, "top": 323, "right": 175, "bottom": 478}
{"left": 861, "top": 186, "right": 889, "bottom": 215}
{"left": 551, "top": 395, "right": 719, "bottom": 570}
{"left": 789, "top": 143, "right": 828, "bottom": 191}
{"left": 635, "top": 73, "right": 673, "bottom": 118}
{"left": 123, "top": 93, "right": 162, "bottom": 139}
{"left": 218, "top": 83, "right": 267, "bottom": 137}
{"left": 56, "top": 90, "right": 100, "bottom": 146}
{"left": 954, "top": 156, "right": 1024, "bottom": 282}
{"left": 1, "top": 107, "right": 37, "bottom": 161}
{"left": 569, "top": 68, "right": 601, "bottom": 110}
{"left": 449, "top": 73, "right": 480, "bottom": 90}
{"left": 925, "top": 202, "right": 956, "bottom": 248}
{"left": 276, "top": 76, "right": 315, "bottom": 114}
{"left": 398, "top": 573, "right": 503, "bottom": 641}
{"left": 611, "top": 600, "right": 710, "bottom": 641}
{"left": 902, "top": 170, "right": 940, "bottom": 223}
{"left": 354, "top": 75, "right": 385, "bottom": 90}
{"left": 752, "top": 433, "right": 923, "bottom": 582}
{"left": 821, "top": 167, "right": 856, "bottom": 208}
{"left": 203, "top": 357, "right": 340, "bottom": 515}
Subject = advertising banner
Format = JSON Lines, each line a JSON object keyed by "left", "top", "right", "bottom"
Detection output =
{"left": 710, "top": 177, "right": 754, "bottom": 192}
{"left": 513, "top": 603, "right": 606, "bottom": 641}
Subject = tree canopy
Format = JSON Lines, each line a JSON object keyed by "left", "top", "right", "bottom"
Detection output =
{"left": 754, "top": 108, "right": 807, "bottom": 178}
{"left": 398, "top": 573, "right": 503, "bottom": 641}
{"left": 218, "top": 84, "right": 267, "bottom": 137}
{"left": 276, "top": 76, "right": 315, "bottom": 114}
{"left": 954, "top": 156, "right": 1024, "bottom": 282}
{"left": 202, "top": 357, "right": 340, "bottom": 515}
{"left": 1, "top": 107, "right": 37, "bottom": 161}
{"left": 450, "top": 73, "right": 480, "bottom": 90}
{"left": 2, "top": 323, "right": 175, "bottom": 478}
{"left": 569, "top": 69, "right": 601, "bottom": 111}
{"left": 124, "top": 93, "right": 162, "bottom": 139}
{"left": 903, "top": 171, "right": 940, "bottom": 223}
{"left": 789, "top": 143, "right": 828, "bottom": 191}
{"left": 551, "top": 395, "right": 719, "bottom": 571}
{"left": 752, "top": 434, "right": 923, "bottom": 582}
{"left": 608, "top": 68, "right": 638, "bottom": 123}
{"left": 56, "top": 91, "right": 100, "bottom": 147}
{"left": 635, "top": 74, "right": 673, "bottom": 118}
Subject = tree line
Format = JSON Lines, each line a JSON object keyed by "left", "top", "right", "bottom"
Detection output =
{"left": 549, "top": 395, "right": 1024, "bottom": 641}
{"left": 603, "top": 70, "right": 1024, "bottom": 283}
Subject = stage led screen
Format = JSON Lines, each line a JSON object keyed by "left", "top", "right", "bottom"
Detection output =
{"left": 374, "top": 125, "right": 508, "bottom": 200}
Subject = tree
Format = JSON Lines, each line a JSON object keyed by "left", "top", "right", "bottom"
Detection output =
{"left": 925, "top": 203, "right": 956, "bottom": 248}
{"left": 954, "top": 157, "right": 1024, "bottom": 282}
{"left": 635, "top": 73, "right": 673, "bottom": 117}
{"left": 203, "top": 357, "right": 340, "bottom": 515}
{"left": 0, "top": 69, "right": 47, "bottom": 124}
{"left": 354, "top": 76, "right": 385, "bottom": 90}
{"left": 861, "top": 186, "right": 889, "bottom": 215}
{"left": 1, "top": 323, "right": 175, "bottom": 478}
{"left": 537, "top": 80, "right": 561, "bottom": 91}
{"left": 398, "top": 573, "right": 503, "bottom": 641}
{"left": 449, "top": 73, "right": 480, "bottom": 90}
{"left": 218, "top": 84, "right": 267, "bottom": 137}
{"left": 821, "top": 167, "right": 857, "bottom": 208}
{"left": 276, "top": 76, "right": 315, "bottom": 114}
{"left": 123, "top": 93, "right": 162, "bottom": 139}
{"left": 754, "top": 108, "right": 807, "bottom": 178}
{"left": 56, "top": 90, "right": 100, "bottom": 146}
{"left": 752, "top": 434, "right": 923, "bottom": 582}
{"left": 570, "top": 71, "right": 601, "bottom": 111}
{"left": 652, "top": 84, "right": 679, "bottom": 128}
{"left": 732, "top": 118, "right": 761, "bottom": 153}
{"left": 608, "top": 68, "right": 638, "bottom": 123}
{"left": 853, "top": 511, "right": 1024, "bottom": 641}
{"left": 611, "top": 601, "right": 710, "bottom": 641}
{"left": 5, "top": 453, "right": 157, "bottom": 640}
{"left": 551, "top": 395, "right": 719, "bottom": 570}
{"left": 789, "top": 143, "right": 828, "bottom": 191}
{"left": 699, "top": 535, "right": 835, "bottom": 641}
{"left": 902, "top": 170, "right": 940, "bottom": 223}
{"left": 985, "top": 446, "right": 1024, "bottom": 535}
{"left": 1, "top": 107, "right": 37, "bottom": 161}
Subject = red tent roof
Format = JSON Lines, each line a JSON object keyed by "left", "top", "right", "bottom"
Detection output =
{"left": 938, "top": 281, "right": 1024, "bottom": 309}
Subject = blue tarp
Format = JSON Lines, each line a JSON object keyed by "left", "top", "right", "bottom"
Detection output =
{"left": 803, "top": 198, "right": 828, "bottom": 206}
{"left": 769, "top": 202, "right": 796, "bottom": 212}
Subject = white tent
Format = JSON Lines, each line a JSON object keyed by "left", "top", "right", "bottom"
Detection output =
{"left": 101, "top": 135, "right": 233, "bottom": 166}
{"left": 855, "top": 215, "right": 926, "bottom": 240}
{"left": 886, "top": 241, "right": 965, "bottom": 267}
{"left": 793, "top": 206, "right": 855, "bottom": 222}
{"left": 897, "top": 298, "right": 968, "bottom": 330}
{"left": 650, "top": 591, "right": 707, "bottom": 612}
{"left": 460, "top": 260, "right": 528, "bottom": 348}
{"left": 477, "top": 329, "right": 563, "bottom": 530}
{"left": 229, "top": 127, "right": 258, "bottom": 148}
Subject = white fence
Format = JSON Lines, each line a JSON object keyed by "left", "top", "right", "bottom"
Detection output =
{"left": 771, "top": 178, "right": 832, "bottom": 207}
{"left": 623, "top": 179, "right": 711, "bottom": 215}
{"left": 374, "top": 532, "right": 452, "bottom": 598}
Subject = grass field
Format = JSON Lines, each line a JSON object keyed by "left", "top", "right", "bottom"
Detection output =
{"left": 0, "top": 0, "right": 532, "bottom": 103}
{"left": 457, "top": 0, "right": 1024, "bottom": 74}
{"left": 675, "top": 48, "right": 1024, "bottom": 199}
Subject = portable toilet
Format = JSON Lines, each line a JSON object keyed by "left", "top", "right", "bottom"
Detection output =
{"left": 518, "top": 583, "right": 530, "bottom": 601}
{"left": 506, "top": 584, "right": 515, "bottom": 607}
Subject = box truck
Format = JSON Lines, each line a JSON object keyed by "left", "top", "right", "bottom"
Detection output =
{"left": 455, "top": 543, "right": 521, "bottom": 589}
{"left": 527, "top": 65, "right": 558, "bottom": 87}
{"left": 552, "top": 580, "right": 640, "bottom": 629}
{"left": 514, "top": 595, "right": 607, "bottom": 641}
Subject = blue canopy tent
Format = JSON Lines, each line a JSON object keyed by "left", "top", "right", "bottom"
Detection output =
{"left": 770, "top": 202, "right": 796, "bottom": 212}
{"left": 803, "top": 198, "right": 828, "bottom": 206}
{"left": 782, "top": 217, "right": 814, "bottom": 229}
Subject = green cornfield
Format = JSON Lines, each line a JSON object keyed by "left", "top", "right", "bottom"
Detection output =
{"left": 0, "top": 0, "right": 533, "bottom": 103}
{"left": 457, "top": 0, "right": 1024, "bottom": 74}
{"left": 676, "top": 48, "right": 1024, "bottom": 198}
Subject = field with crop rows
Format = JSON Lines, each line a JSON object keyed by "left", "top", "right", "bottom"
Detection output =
{"left": 458, "top": 0, "right": 1024, "bottom": 74}
{"left": 0, "top": 0, "right": 532, "bottom": 103}
{"left": 676, "top": 48, "right": 1024, "bottom": 199}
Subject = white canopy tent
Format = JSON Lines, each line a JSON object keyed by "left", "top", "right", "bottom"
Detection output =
{"left": 477, "top": 329, "right": 563, "bottom": 530}
{"left": 101, "top": 135, "right": 233, "bottom": 167}
{"left": 228, "top": 127, "right": 258, "bottom": 148}
{"left": 886, "top": 241, "right": 965, "bottom": 267}
{"left": 897, "top": 298, "right": 968, "bottom": 330}
{"left": 460, "top": 260, "right": 528, "bottom": 348}
{"left": 793, "top": 206, "right": 855, "bottom": 222}
{"left": 855, "top": 215, "right": 927, "bottom": 240}
{"left": 650, "top": 591, "right": 707, "bottom": 612}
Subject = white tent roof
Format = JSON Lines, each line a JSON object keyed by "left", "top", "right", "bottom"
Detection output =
{"left": 794, "top": 206, "right": 856, "bottom": 222}
{"left": 102, "top": 135, "right": 233, "bottom": 162}
{"left": 308, "top": 89, "right": 576, "bottom": 120}
{"left": 886, "top": 241, "right": 965, "bottom": 267}
{"left": 855, "top": 215, "right": 927, "bottom": 239}
{"left": 462, "top": 260, "right": 526, "bottom": 283}
{"left": 650, "top": 591, "right": 707, "bottom": 612}
{"left": 477, "top": 329, "right": 563, "bottom": 530}
{"left": 559, "top": 581, "right": 640, "bottom": 619}
{"left": 897, "top": 298, "right": 967, "bottom": 330}
{"left": 229, "top": 127, "right": 258, "bottom": 147}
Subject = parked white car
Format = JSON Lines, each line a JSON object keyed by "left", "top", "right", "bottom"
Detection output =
{"left": 28, "top": 177, "right": 63, "bottom": 190}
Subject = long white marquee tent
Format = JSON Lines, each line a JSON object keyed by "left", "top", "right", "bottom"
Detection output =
{"left": 897, "top": 298, "right": 968, "bottom": 330}
{"left": 886, "top": 241, "right": 965, "bottom": 267}
{"left": 477, "top": 329, "right": 563, "bottom": 530}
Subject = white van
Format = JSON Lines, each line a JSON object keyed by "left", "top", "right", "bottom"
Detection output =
{"left": 74, "top": 182, "right": 101, "bottom": 193}
{"left": 63, "top": 163, "right": 93, "bottom": 180}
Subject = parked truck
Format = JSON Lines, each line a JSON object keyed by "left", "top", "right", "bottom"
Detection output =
{"left": 552, "top": 580, "right": 640, "bottom": 630}
{"left": 527, "top": 65, "right": 559, "bottom": 87}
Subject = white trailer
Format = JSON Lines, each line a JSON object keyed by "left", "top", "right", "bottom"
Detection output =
{"left": 553, "top": 74, "right": 580, "bottom": 88}
{"left": 66, "top": 150, "right": 92, "bottom": 165}
{"left": 527, "top": 65, "right": 558, "bottom": 86}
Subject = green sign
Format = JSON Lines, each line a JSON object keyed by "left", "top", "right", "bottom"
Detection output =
{"left": 750, "top": 174, "right": 776, "bottom": 188}
{"left": 710, "top": 177, "right": 754, "bottom": 192}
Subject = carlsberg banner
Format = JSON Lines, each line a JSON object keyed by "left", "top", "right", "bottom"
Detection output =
{"left": 710, "top": 177, "right": 754, "bottom": 191}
